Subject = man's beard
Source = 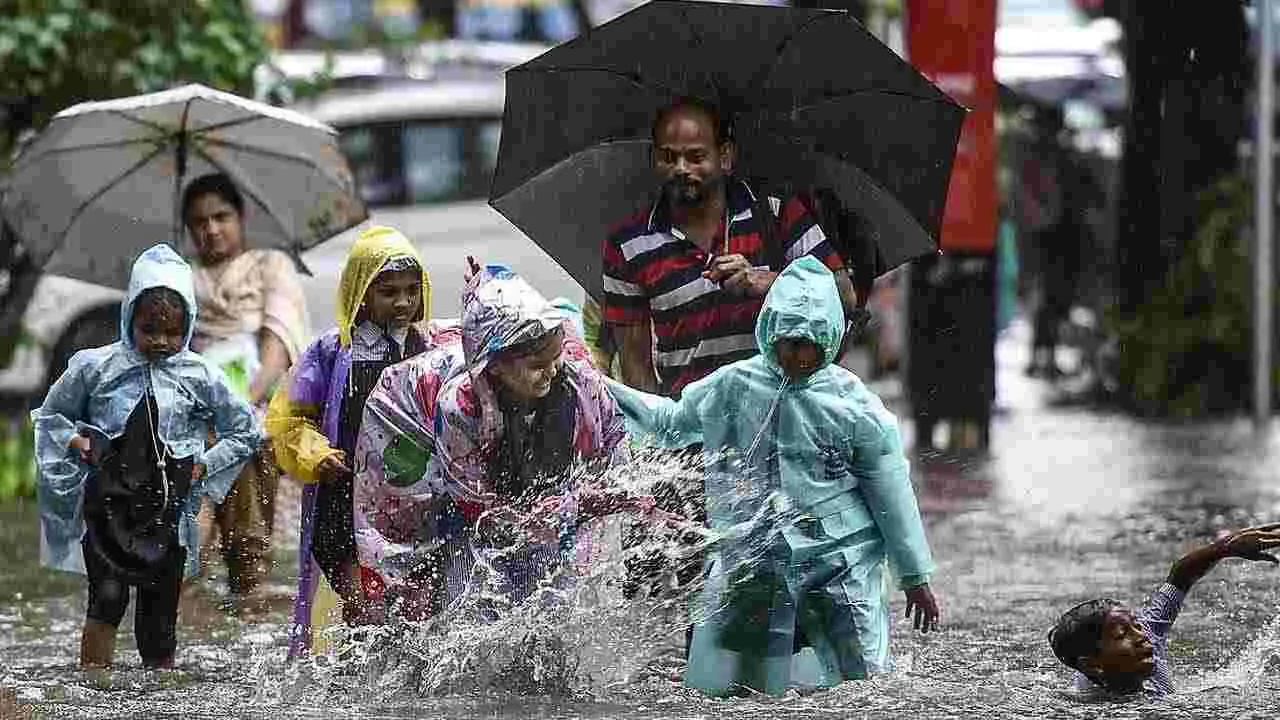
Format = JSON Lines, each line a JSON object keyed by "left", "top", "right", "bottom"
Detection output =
{"left": 663, "top": 175, "right": 722, "bottom": 208}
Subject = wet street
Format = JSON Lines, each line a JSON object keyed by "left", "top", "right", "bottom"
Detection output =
{"left": 3, "top": 319, "right": 1280, "bottom": 719}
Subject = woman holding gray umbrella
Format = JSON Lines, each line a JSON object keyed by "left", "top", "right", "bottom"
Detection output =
{"left": 183, "top": 172, "right": 310, "bottom": 607}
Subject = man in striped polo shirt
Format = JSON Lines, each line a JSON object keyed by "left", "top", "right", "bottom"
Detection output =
{"left": 603, "top": 98, "right": 848, "bottom": 397}
{"left": 603, "top": 99, "right": 852, "bottom": 631}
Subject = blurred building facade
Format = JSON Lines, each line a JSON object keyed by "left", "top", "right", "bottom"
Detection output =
{"left": 247, "top": 0, "right": 848, "bottom": 49}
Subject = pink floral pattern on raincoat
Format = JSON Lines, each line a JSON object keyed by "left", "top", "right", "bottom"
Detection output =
{"left": 353, "top": 265, "right": 627, "bottom": 607}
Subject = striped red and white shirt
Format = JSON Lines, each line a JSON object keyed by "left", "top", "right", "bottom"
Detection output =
{"left": 602, "top": 178, "right": 843, "bottom": 397}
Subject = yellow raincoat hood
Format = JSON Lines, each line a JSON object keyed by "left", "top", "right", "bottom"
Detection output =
{"left": 335, "top": 226, "right": 431, "bottom": 347}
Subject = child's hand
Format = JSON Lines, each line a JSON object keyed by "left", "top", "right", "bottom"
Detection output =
{"left": 464, "top": 256, "right": 483, "bottom": 284}
{"left": 316, "top": 452, "right": 352, "bottom": 483}
{"left": 904, "top": 583, "right": 940, "bottom": 634}
{"left": 1216, "top": 522, "right": 1280, "bottom": 564}
{"left": 69, "top": 434, "right": 94, "bottom": 465}
{"left": 193, "top": 464, "right": 207, "bottom": 482}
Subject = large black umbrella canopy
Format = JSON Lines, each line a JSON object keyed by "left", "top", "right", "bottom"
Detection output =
{"left": 490, "top": 0, "right": 966, "bottom": 302}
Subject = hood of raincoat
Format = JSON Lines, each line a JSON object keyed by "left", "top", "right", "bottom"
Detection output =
{"left": 461, "top": 264, "right": 563, "bottom": 370}
{"left": 336, "top": 225, "right": 431, "bottom": 348}
{"left": 754, "top": 256, "right": 845, "bottom": 374}
{"left": 120, "top": 243, "right": 198, "bottom": 353}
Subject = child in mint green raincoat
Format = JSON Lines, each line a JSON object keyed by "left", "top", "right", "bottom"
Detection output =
{"left": 606, "top": 256, "right": 940, "bottom": 697}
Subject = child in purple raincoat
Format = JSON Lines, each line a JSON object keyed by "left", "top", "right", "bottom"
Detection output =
{"left": 266, "top": 226, "right": 442, "bottom": 658}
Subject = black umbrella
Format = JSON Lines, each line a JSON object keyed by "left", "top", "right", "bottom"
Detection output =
{"left": 489, "top": 0, "right": 966, "bottom": 302}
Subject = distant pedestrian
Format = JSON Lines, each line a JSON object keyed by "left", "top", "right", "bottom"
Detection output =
{"left": 1018, "top": 110, "right": 1094, "bottom": 379}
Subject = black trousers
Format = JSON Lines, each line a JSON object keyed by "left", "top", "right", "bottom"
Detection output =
{"left": 312, "top": 474, "right": 357, "bottom": 599}
{"left": 84, "top": 540, "right": 186, "bottom": 665}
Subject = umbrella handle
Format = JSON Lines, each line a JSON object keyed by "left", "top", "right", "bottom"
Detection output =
{"left": 172, "top": 131, "right": 188, "bottom": 248}
{"left": 172, "top": 99, "right": 192, "bottom": 249}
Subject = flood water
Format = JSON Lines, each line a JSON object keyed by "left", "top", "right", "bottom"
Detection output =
{"left": 3, "top": 321, "right": 1280, "bottom": 719}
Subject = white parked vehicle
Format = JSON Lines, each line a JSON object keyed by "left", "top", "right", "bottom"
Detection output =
{"left": 0, "top": 43, "right": 586, "bottom": 402}
{"left": 288, "top": 72, "right": 585, "bottom": 326}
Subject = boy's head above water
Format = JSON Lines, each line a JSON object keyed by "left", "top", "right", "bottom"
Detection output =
{"left": 132, "top": 287, "right": 188, "bottom": 362}
{"left": 1050, "top": 598, "right": 1154, "bottom": 689}
{"left": 775, "top": 337, "right": 824, "bottom": 380}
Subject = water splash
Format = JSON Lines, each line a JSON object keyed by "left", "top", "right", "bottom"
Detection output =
{"left": 1186, "top": 613, "right": 1280, "bottom": 694}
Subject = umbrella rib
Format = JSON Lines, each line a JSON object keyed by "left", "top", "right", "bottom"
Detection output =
{"left": 199, "top": 136, "right": 351, "bottom": 192}
{"left": 491, "top": 137, "right": 652, "bottom": 202}
{"left": 54, "top": 143, "right": 171, "bottom": 254}
{"left": 104, "top": 108, "right": 171, "bottom": 136}
{"left": 675, "top": 2, "right": 722, "bottom": 102}
{"left": 191, "top": 114, "right": 322, "bottom": 136}
{"left": 750, "top": 12, "right": 838, "bottom": 96}
{"left": 746, "top": 87, "right": 969, "bottom": 120}
{"left": 9, "top": 138, "right": 160, "bottom": 174}
{"left": 190, "top": 144, "right": 297, "bottom": 246}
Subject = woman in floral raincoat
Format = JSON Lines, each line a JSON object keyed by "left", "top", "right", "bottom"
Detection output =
{"left": 353, "top": 264, "right": 637, "bottom": 620}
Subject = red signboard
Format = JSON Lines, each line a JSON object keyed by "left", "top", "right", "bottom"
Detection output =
{"left": 905, "top": 0, "right": 998, "bottom": 253}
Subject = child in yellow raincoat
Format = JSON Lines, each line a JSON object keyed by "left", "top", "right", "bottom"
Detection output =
{"left": 267, "top": 226, "right": 445, "bottom": 658}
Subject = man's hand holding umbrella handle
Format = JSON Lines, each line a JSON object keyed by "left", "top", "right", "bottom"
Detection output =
{"left": 703, "top": 254, "right": 776, "bottom": 297}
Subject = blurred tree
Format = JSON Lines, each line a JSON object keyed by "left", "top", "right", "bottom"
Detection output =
{"left": 1109, "top": 1, "right": 1253, "bottom": 415}
{"left": 0, "top": 0, "right": 269, "bottom": 160}
{"left": 1114, "top": 1, "right": 1248, "bottom": 315}
{"left": 1113, "top": 175, "right": 1257, "bottom": 417}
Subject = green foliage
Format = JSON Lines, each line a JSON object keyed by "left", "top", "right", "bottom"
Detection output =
{"left": 0, "top": 417, "right": 35, "bottom": 501}
{"left": 0, "top": 0, "right": 268, "bottom": 151}
{"left": 256, "top": 52, "right": 337, "bottom": 106}
{"left": 1112, "top": 175, "right": 1261, "bottom": 418}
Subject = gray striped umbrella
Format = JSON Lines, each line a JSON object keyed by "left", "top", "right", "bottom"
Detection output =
{"left": 1, "top": 84, "right": 367, "bottom": 287}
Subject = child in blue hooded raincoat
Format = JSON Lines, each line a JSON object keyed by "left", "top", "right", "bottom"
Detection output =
{"left": 33, "top": 244, "right": 261, "bottom": 669}
{"left": 606, "top": 256, "right": 940, "bottom": 697}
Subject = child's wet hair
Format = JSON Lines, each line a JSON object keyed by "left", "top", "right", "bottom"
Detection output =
{"left": 134, "top": 287, "right": 188, "bottom": 331}
{"left": 1048, "top": 598, "right": 1123, "bottom": 678}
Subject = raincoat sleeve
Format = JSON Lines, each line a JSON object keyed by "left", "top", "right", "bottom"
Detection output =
{"left": 264, "top": 337, "right": 341, "bottom": 484}
{"left": 197, "top": 362, "right": 264, "bottom": 504}
{"left": 578, "top": 364, "right": 629, "bottom": 466}
{"left": 603, "top": 375, "right": 708, "bottom": 450}
{"left": 434, "top": 379, "right": 494, "bottom": 502}
{"left": 846, "top": 398, "right": 935, "bottom": 588}
{"left": 353, "top": 356, "right": 453, "bottom": 589}
{"left": 31, "top": 349, "right": 98, "bottom": 574}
